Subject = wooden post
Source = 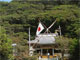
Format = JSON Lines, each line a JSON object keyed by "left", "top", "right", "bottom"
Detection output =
{"left": 29, "top": 27, "right": 31, "bottom": 49}
{"left": 29, "top": 27, "right": 31, "bottom": 56}
{"left": 41, "top": 49, "right": 43, "bottom": 55}
{"left": 53, "top": 49, "right": 54, "bottom": 55}
{"left": 59, "top": 25, "right": 61, "bottom": 36}
{"left": 47, "top": 49, "right": 48, "bottom": 53}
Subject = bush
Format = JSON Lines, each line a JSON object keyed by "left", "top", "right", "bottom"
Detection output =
{"left": 22, "top": 56, "right": 37, "bottom": 60}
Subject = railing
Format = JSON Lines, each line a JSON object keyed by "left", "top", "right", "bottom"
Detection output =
{"left": 41, "top": 55, "right": 57, "bottom": 58}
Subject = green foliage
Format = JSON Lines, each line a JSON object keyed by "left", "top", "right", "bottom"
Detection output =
{"left": 55, "top": 36, "right": 78, "bottom": 60}
{"left": 0, "top": 26, "right": 13, "bottom": 60}
{"left": 25, "top": 56, "right": 37, "bottom": 60}
{"left": 11, "top": 32, "right": 29, "bottom": 59}
{"left": 56, "top": 36, "right": 71, "bottom": 49}
{"left": 69, "top": 38, "right": 79, "bottom": 60}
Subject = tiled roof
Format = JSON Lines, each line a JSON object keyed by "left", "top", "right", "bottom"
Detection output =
{"left": 28, "top": 33, "right": 57, "bottom": 44}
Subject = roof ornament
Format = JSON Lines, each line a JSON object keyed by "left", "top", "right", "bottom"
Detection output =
{"left": 45, "top": 20, "right": 57, "bottom": 33}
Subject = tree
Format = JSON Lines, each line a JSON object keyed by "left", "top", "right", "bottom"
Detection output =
{"left": 0, "top": 26, "right": 13, "bottom": 60}
{"left": 55, "top": 36, "right": 72, "bottom": 60}
{"left": 69, "top": 38, "right": 79, "bottom": 60}
{"left": 11, "top": 32, "right": 29, "bottom": 60}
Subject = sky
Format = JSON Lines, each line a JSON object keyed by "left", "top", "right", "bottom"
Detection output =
{"left": 0, "top": 0, "right": 12, "bottom": 2}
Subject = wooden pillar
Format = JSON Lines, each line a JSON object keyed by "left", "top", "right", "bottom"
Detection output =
{"left": 41, "top": 49, "right": 43, "bottom": 55}
{"left": 52, "top": 49, "right": 54, "bottom": 55}
{"left": 47, "top": 49, "right": 48, "bottom": 53}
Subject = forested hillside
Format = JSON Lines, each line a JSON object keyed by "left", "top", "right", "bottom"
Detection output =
{"left": 0, "top": 0, "right": 80, "bottom": 60}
